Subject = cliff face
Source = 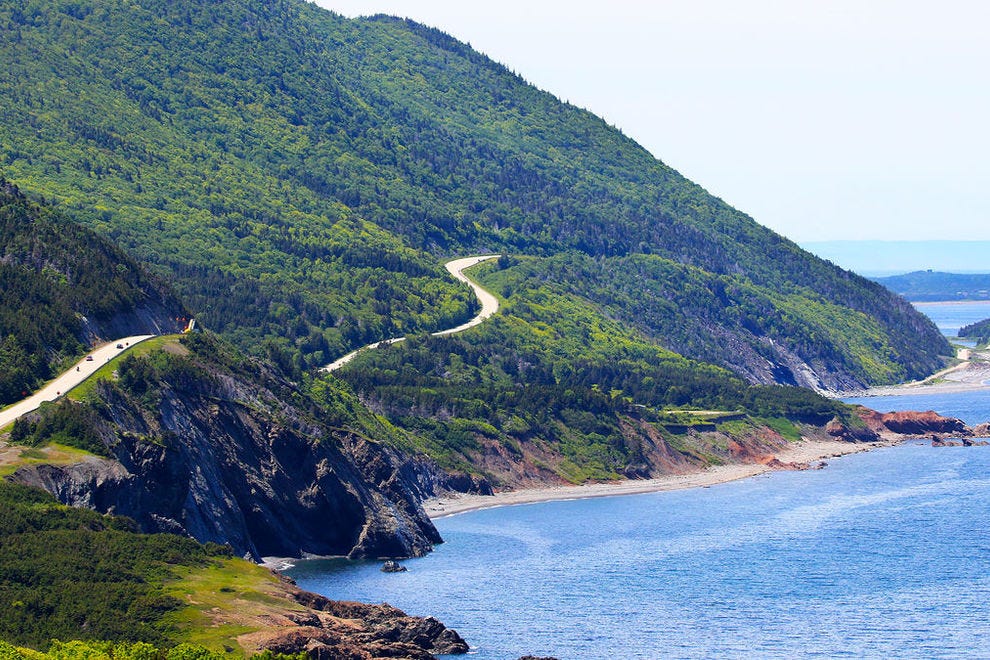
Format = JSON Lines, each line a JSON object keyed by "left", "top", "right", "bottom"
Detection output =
{"left": 826, "top": 407, "right": 976, "bottom": 442}
{"left": 10, "top": 338, "right": 448, "bottom": 561}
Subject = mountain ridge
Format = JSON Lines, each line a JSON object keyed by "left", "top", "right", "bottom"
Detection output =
{"left": 0, "top": 0, "right": 950, "bottom": 388}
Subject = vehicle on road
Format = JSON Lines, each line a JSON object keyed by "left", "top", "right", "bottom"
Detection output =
{"left": 116, "top": 343, "right": 124, "bottom": 349}
{"left": 85, "top": 355, "right": 93, "bottom": 361}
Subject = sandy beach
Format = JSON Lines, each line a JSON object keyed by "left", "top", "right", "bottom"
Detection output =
{"left": 423, "top": 439, "right": 878, "bottom": 519}
{"left": 835, "top": 349, "right": 990, "bottom": 398}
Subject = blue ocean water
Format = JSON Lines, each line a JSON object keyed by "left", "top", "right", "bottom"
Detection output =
{"left": 287, "top": 301, "right": 990, "bottom": 659}
{"left": 913, "top": 300, "right": 990, "bottom": 337}
{"left": 842, "top": 300, "right": 990, "bottom": 426}
{"left": 288, "top": 442, "right": 990, "bottom": 659}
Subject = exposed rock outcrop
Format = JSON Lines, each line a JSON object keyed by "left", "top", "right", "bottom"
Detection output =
{"left": 9, "top": 341, "right": 451, "bottom": 561}
{"left": 827, "top": 408, "right": 975, "bottom": 443}
{"left": 277, "top": 590, "right": 470, "bottom": 658}
{"left": 867, "top": 409, "right": 969, "bottom": 436}
{"left": 970, "top": 422, "right": 990, "bottom": 438}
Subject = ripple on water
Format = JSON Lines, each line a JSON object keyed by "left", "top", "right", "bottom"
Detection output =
{"left": 288, "top": 443, "right": 990, "bottom": 659}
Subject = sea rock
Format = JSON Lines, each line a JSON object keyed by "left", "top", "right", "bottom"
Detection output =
{"left": 971, "top": 422, "right": 990, "bottom": 438}
{"left": 289, "top": 592, "right": 470, "bottom": 656}
{"left": 876, "top": 410, "right": 969, "bottom": 436}
{"left": 381, "top": 560, "right": 407, "bottom": 572}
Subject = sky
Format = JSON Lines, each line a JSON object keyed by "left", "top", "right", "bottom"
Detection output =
{"left": 312, "top": 1, "right": 989, "bottom": 244}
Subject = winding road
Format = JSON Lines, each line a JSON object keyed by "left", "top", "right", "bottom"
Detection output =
{"left": 0, "top": 255, "right": 501, "bottom": 427}
{"left": 0, "top": 335, "right": 155, "bottom": 429}
{"left": 322, "top": 255, "right": 501, "bottom": 372}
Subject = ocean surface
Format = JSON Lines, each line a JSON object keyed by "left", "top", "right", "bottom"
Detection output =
{"left": 913, "top": 300, "right": 990, "bottom": 338}
{"left": 289, "top": 442, "right": 990, "bottom": 659}
{"left": 287, "top": 301, "right": 990, "bottom": 659}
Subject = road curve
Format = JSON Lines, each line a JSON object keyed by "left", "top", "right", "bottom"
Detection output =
{"left": 322, "top": 255, "right": 501, "bottom": 372}
{"left": 0, "top": 335, "right": 156, "bottom": 429}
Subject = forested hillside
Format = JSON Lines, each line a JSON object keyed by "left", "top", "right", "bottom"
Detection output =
{"left": 959, "top": 318, "right": 990, "bottom": 346}
{"left": 0, "top": 179, "right": 185, "bottom": 405}
{"left": 875, "top": 271, "right": 990, "bottom": 302}
{"left": 336, "top": 257, "right": 854, "bottom": 483}
{"left": 0, "top": 480, "right": 468, "bottom": 657}
{"left": 0, "top": 0, "right": 950, "bottom": 388}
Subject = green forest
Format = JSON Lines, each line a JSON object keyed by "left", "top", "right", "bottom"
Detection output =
{"left": 0, "top": 480, "right": 224, "bottom": 649}
{"left": 960, "top": 318, "right": 990, "bottom": 347}
{"left": 0, "top": 1, "right": 961, "bottom": 653}
{"left": 0, "top": 179, "right": 184, "bottom": 405}
{"left": 0, "top": 0, "right": 949, "bottom": 389}
{"left": 334, "top": 258, "right": 850, "bottom": 482}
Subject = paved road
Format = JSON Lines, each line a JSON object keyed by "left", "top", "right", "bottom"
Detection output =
{"left": 0, "top": 335, "right": 155, "bottom": 428}
{"left": 323, "top": 255, "right": 501, "bottom": 372}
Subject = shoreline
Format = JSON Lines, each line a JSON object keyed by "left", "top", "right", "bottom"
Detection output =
{"left": 833, "top": 352, "right": 990, "bottom": 399}
{"left": 422, "top": 439, "right": 882, "bottom": 519}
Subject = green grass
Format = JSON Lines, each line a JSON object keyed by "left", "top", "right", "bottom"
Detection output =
{"left": 758, "top": 416, "right": 803, "bottom": 442}
{"left": 162, "top": 559, "right": 307, "bottom": 655}
{"left": 67, "top": 335, "right": 184, "bottom": 401}
{"left": 0, "top": 442, "right": 96, "bottom": 477}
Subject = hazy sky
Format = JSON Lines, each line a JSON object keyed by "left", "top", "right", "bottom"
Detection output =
{"left": 313, "top": 1, "right": 989, "bottom": 243}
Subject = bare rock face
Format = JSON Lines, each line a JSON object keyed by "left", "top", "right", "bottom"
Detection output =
{"left": 970, "top": 422, "right": 990, "bottom": 438}
{"left": 874, "top": 410, "right": 970, "bottom": 436}
{"left": 827, "top": 408, "right": 973, "bottom": 443}
{"left": 10, "top": 371, "right": 443, "bottom": 562}
{"left": 282, "top": 591, "right": 471, "bottom": 658}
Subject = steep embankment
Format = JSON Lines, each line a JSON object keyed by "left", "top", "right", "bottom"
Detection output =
{"left": 0, "top": 0, "right": 949, "bottom": 387}
{"left": 0, "top": 180, "right": 186, "bottom": 405}
{"left": 7, "top": 333, "right": 468, "bottom": 561}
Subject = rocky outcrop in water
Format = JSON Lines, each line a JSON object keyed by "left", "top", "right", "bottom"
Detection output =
{"left": 869, "top": 410, "right": 969, "bottom": 436}
{"left": 273, "top": 589, "right": 470, "bottom": 659}
{"left": 827, "top": 408, "right": 976, "bottom": 443}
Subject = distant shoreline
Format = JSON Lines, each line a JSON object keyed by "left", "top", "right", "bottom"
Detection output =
{"left": 913, "top": 300, "right": 990, "bottom": 307}
{"left": 423, "top": 439, "right": 880, "bottom": 519}
{"left": 834, "top": 353, "right": 990, "bottom": 399}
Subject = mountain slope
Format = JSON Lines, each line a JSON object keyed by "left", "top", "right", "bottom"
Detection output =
{"left": 0, "top": 179, "right": 186, "bottom": 405}
{"left": 0, "top": 0, "right": 949, "bottom": 387}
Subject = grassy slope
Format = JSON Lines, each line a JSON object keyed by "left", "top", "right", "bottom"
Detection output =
{"left": 0, "top": 480, "right": 321, "bottom": 658}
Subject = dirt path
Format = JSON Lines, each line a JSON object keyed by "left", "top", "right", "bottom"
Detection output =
{"left": 322, "top": 255, "right": 500, "bottom": 372}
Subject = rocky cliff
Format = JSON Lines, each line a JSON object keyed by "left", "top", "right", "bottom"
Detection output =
{"left": 826, "top": 407, "right": 977, "bottom": 442}
{"left": 9, "top": 334, "right": 459, "bottom": 561}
